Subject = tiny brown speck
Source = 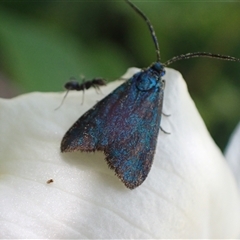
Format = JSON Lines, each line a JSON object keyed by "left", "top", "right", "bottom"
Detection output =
{"left": 46, "top": 179, "right": 54, "bottom": 184}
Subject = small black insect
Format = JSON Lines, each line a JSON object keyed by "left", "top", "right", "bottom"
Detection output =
{"left": 56, "top": 77, "right": 106, "bottom": 109}
{"left": 64, "top": 78, "right": 106, "bottom": 92}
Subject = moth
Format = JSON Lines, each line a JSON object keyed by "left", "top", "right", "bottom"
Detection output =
{"left": 61, "top": 0, "right": 240, "bottom": 189}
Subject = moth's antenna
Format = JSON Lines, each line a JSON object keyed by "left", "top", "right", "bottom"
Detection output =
{"left": 126, "top": 0, "right": 161, "bottom": 62}
{"left": 164, "top": 52, "right": 240, "bottom": 66}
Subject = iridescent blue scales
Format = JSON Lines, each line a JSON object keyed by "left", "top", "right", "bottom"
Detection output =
{"left": 61, "top": 62, "right": 165, "bottom": 189}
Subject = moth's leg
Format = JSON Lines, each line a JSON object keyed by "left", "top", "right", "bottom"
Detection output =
{"left": 160, "top": 126, "right": 170, "bottom": 134}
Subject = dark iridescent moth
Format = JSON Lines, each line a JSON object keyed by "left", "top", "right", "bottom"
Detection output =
{"left": 61, "top": 0, "right": 240, "bottom": 189}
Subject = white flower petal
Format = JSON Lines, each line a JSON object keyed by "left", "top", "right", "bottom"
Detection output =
{"left": 225, "top": 123, "right": 240, "bottom": 189}
{"left": 0, "top": 67, "right": 240, "bottom": 238}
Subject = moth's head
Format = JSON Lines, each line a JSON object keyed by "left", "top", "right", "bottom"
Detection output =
{"left": 151, "top": 62, "right": 165, "bottom": 77}
{"left": 135, "top": 62, "right": 165, "bottom": 91}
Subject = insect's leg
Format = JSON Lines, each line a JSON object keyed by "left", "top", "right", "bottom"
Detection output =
{"left": 96, "top": 85, "right": 104, "bottom": 94}
{"left": 162, "top": 112, "right": 171, "bottom": 117}
{"left": 79, "top": 76, "right": 86, "bottom": 105}
{"left": 81, "top": 89, "right": 85, "bottom": 105}
{"left": 160, "top": 126, "right": 170, "bottom": 134}
{"left": 161, "top": 80, "right": 170, "bottom": 117}
{"left": 54, "top": 90, "right": 70, "bottom": 110}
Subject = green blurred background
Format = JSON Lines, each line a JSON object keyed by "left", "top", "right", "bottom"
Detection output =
{"left": 0, "top": 1, "right": 239, "bottom": 151}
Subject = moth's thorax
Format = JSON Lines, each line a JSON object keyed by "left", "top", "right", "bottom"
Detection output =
{"left": 135, "top": 62, "right": 165, "bottom": 92}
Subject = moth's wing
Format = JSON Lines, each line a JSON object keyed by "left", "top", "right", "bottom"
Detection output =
{"left": 61, "top": 73, "right": 164, "bottom": 189}
{"left": 104, "top": 88, "right": 164, "bottom": 189}
{"left": 61, "top": 77, "right": 136, "bottom": 152}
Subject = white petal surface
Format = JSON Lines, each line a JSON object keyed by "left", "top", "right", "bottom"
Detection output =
{"left": 0, "top": 68, "right": 240, "bottom": 238}
{"left": 225, "top": 123, "right": 240, "bottom": 189}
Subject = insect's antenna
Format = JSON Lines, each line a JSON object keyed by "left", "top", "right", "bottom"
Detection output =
{"left": 126, "top": 0, "right": 161, "bottom": 62}
{"left": 164, "top": 52, "right": 240, "bottom": 66}
{"left": 54, "top": 90, "right": 70, "bottom": 111}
